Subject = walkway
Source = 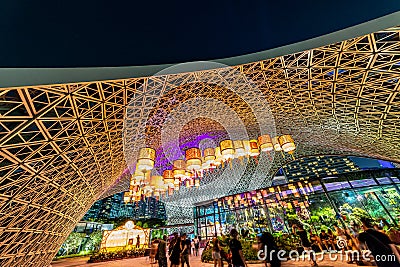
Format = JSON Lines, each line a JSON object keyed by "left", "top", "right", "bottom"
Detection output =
{"left": 51, "top": 254, "right": 366, "bottom": 267}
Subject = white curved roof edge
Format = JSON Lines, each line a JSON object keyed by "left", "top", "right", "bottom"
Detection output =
{"left": 0, "top": 11, "right": 399, "bottom": 88}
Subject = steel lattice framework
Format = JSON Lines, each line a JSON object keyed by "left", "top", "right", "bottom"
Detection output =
{"left": 1, "top": 27, "right": 400, "bottom": 266}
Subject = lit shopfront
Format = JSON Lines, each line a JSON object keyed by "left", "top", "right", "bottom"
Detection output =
{"left": 194, "top": 169, "right": 400, "bottom": 240}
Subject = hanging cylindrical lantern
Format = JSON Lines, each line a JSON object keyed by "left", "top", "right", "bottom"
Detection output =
{"left": 243, "top": 140, "right": 251, "bottom": 156}
{"left": 214, "top": 147, "right": 223, "bottom": 166}
{"left": 130, "top": 184, "right": 139, "bottom": 194}
{"left": 233, "top": 140, "right": 246, "bottom": 158}
{"left": 185, "top": 171, "right": 192, "bottom": 180}
{"left": 173, "top": 159, "right": 186, "bottom": 181}
{"left": 203, "top": 148, "right": 215, "bottom": 167}
{"left": 249, "top": 140, "right": 260, "bottom": 157}
{"left": 195, "top": 177, "right": 200, "bottom": 187}
{"left": 143, "top": 184, "right": 153, "bottom": 197}
{"left": 141, "top": 171, "right": 151, "bottom": 186}
{"left": 123, "top": 192, "right": 131, "bottom": 203}
{"left": 130, "top": 177, "right": 139, "bottom": 186}
{"left": 136, "top": 147, "right": 156, "bottom": 172}
{"left": 162, "top": 184, "right": 168, "bottom": 197}
{"left": 163, "top": 170, "right": 175, "bottom": 185}
{"left": 185, "top": 148, "right": 202, "bottom": 171}
{"left": 133, "top": 168, "right": 145, "bottom": 183}
{"left": 272, "top": 137, "right": 282, "bottom": 151}
{"left": 135, "top": 190, "right": 142, "bottom": 201}
{"left": 153, "top": 191, "right": 160, "bottom": 199}
{"left": 278, "top": 135, "right": 296, "bottom": 153}
{"left": 258, "top": 135, "right": 273, "bottom": 152}
{"left": 150, "top": 175, "right": 163, "bottom": 190}
{"left": 201, "top": 157, "right": 210, "bottom": 169}
{"left": 168, "top": 184, "right": 174, "bottom": 196}
{"left": 220, "top": 140, "right": 235, "bottom": 160}
{"left": 174, "top": 180, "right": 180, "bottom": 191}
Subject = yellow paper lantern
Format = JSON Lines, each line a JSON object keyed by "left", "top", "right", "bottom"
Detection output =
{"left": 168, "top": 186, "right": 174, "bottom": 196}
{"left": 233, "top": 140, "right": 246, "bottom": 158}
{"left": 258, "top": 135, "right": 273, "bottom": 152}
{"left": 203, "top": 148, "right": 215, "bottom": 166}
{"left": 195, "top": 178, "right": 200, "bottom": 187}
{"left": 185, "top": 148, "right": 202, "bottom": 171}
{"left": 123, "top": 192, "right": 131, "bottom": 203}
{"left": 163, "top": 170, "right": 174, "bottom": 185}
{"left": 278, "top": 135, "right": 296, "bottom": 153}
{"left": 201, "top": 157, "right": 210, "bottom": 169}
{"left": 249, "top": 140, "right": 260, "bottom": 157}
{"left": 150, "top": 175, "right": 163, "bottom": 190}
{"left": 243, "top": 140, "right": 251, "bottom": 156}
{"left": 214, "top": 147, "right": 223, "bottom": 165}
{"left": 272, "top": 137, "right": 282, "bottom": 151}
{"left": 136, "top": 147, "right": 156, "bottom": 171}
{"left": 173, "top": 159, "right": 186, "bottom": 180}
{"left": 220, "top": 140, "right": 235, "bottom": 160}
{"left": 133, "top": 168, "right": 145, "bottom": 182}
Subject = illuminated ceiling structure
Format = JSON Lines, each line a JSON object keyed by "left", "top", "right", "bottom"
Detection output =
{"left": 1, "top": 26, "right": 400, "bottom": 266}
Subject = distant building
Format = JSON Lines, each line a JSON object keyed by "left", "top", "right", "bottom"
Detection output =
{"left": 73, "top": 221, "right": 113, "bottom": 233}
{"left": 280, "top": 155, "right": 360, "bottom": 182}
{"left": 83, "top": 193, "right": 167, "bottom": 222}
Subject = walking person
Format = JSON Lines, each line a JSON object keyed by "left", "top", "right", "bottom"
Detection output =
{"left": 191, "top": 239, "right": 195, "bottom": 256}
{"left": 358, "top": 217, "right": 400, "bottom": 267}
{"left": 149, "top": 239, "right": 159, "bottom": 265}
{"left": 319, "top": 230, "right": 334, "bottom": 251}
{"left": 169, "top": 233, "right": 182, "bottom": 267}
{"left": 193, "top": 236, "right": 200, "bottom": 256}
{"left": 180, "top": 233, "right": 191, "bottom": 267}
{"left": 229, "top": 229, "right": 248, "bottom": 267}
{"left": 333, "top": 223, "right": 348, "bottom": 253}
{"left": 259, "top": 231, "right": 281, "bottom": 267}
{"left": 212, "top": 235, "right": 222, "bottom": 267}
{"left": 157, "top": 235, "right": 168, "bottom": 267}
{"left": 292, "top": 224, "right": 318, "bottom": 267}
{"left": 136, "top": 234, "right": 141, "bottom": 249}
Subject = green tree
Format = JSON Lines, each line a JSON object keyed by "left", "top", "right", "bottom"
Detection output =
{"left": 63, "top": 232, "right": 84, "bottom": 255}
{"left": 84, "top": 231, "right": 103, "bottom": 252}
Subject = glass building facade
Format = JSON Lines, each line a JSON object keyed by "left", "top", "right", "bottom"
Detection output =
{"left": 194, "top": 169, "right": 400, "bottom": 240}
{"left": 83, "top": 193, "right": 167, "bottom": 222}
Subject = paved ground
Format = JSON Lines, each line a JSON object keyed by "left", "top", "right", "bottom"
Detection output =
{"left": 51, "top": 254, "right": 366, "bottom": 267}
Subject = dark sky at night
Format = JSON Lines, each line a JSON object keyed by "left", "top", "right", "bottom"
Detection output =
{"left": 0, "top": 1, "right": 399, "bottom": 67}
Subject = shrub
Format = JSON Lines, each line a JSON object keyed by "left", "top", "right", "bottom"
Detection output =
{"left": 201, "top": 248, "right": 213, "bottom": 262}
{"left": 241, "top": 241, "right": 259, "bottom": 261}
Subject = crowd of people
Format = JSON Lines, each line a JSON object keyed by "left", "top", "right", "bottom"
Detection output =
{"left": 149, "top": 232, "right": 201, "bottom": 267}
{"left": 149, "top": 229, "right": 250, "bottom": 267}
{"left": 148, "top": 218, "right": 400, "bottom": 267}
{"left": 208, "top": 228, "right": 248, "bottom": 267}
{"left": 287, "top": 217, "right": 400, "bottom": 267}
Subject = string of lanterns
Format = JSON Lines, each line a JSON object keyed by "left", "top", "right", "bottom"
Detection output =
{"left": 124, "top": 134, "right": 296, "bottom": 203}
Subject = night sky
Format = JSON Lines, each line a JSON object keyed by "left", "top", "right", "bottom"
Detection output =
{"left": 0, "top": 1, "right": 399, "bottom": 67}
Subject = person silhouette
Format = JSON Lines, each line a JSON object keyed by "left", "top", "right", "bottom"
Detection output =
{"left": 136, "top": 235, "right": 140, "bottom": 248}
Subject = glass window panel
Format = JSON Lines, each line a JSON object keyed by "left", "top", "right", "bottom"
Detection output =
{"left": 391, "top": 177, "right": 400, "bottom": 184}
{"left": 349, "top": 178, "right": 378, "bottom": 188}
{"left": 324, "top": 180, "right": 351, "bottom": 191}
{"left": 376, "top": 177, "right": 392, "bottom": 185}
